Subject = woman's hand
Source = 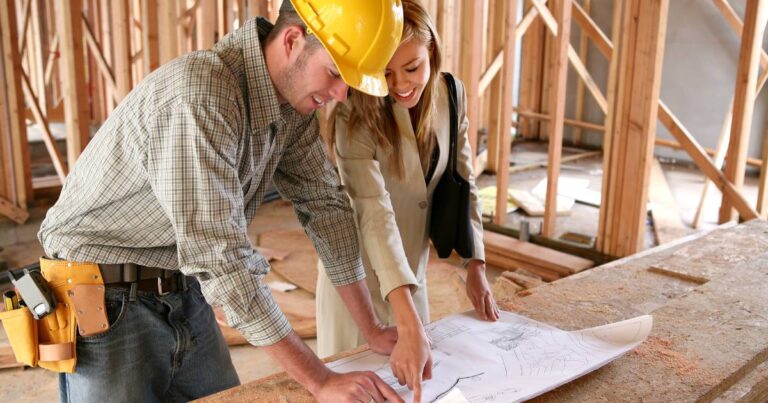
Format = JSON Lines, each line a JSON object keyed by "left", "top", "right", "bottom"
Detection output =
{"left": 387, "top": 286, "right": 433, "bottom": 403}
{"left": 390, "top": 326, "right": 432, "bottom": 403}
{"left": 465, "top": 260, "right": 500, "bottom": 321}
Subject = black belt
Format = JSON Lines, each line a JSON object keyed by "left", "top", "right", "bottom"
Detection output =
{"left": 98, "top": 263, "right": 190, "bottom": 296}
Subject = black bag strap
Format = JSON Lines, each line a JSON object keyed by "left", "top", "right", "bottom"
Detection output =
{"left": 442, "top": 72, "right": 459, "bottom": 173}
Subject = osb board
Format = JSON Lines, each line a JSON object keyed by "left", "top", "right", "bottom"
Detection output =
{"left": 426, "top": 260, "right": 473, "bottom": 322}
{"left": 257, "top": 229, "right": 319, "bottom": 295}
{"left": 200, "top": 221, "right": 768, "bottom": 402}
{"left": 504, "top": 221, "right": 768, "bottom": 402}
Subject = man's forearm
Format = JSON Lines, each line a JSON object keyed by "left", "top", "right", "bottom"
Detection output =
{"left": 263, "top": 331, "right": 330, "bottom": 395}
{"left": 335, "top": 279, "right": 384, "bottom": 337}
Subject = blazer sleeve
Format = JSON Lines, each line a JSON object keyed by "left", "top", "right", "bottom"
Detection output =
{"left": 333, "top": 104, "right": 420, "bottom": 300}
{"left": 453, "top": 79, "right": 486, "bottom": 263}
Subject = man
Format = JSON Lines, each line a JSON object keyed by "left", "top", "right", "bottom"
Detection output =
{"left": 38, "top": 1, "right": 404, "bottom": 401}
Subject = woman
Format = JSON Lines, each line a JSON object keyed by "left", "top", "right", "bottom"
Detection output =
{"left": 316, "top": 0, "right": 499, "bottom": 397}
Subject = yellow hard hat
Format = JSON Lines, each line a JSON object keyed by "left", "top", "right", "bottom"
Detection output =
{"left": 287, "top": 0, "right": 404, "bottom": 97}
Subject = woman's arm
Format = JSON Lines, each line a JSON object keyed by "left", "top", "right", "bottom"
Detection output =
{"left": 333, "top": 105, "right": 432, "bottom": 398}
{"left": 452, "top": 78, "right": 499, "bottom": 321}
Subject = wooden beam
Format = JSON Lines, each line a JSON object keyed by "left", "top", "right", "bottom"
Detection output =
{"left": 141, "top": 0, "right": 160, "bottom": 73}
{"left": 493, "top": 0, "right": 518, "bottom": 224}
{"left": 711, "top": 0, "right": 768, "bottom": 70}
{"left": 571, "top": 0, "right": 592, "bottom": 146}
{"left": 82, "top": 14, "right": 118, "bottom": 95}
{"left": 56, "top": 0, "right": 91, "bottom": 168}
{"left": 572, "top": 0, "right": 612, "bottom": 58}
{"left": 597, "top": 0, "right": 670, "bottom": 257}
{"left": 21, "top": 72, "right": 68, "bottom": 182}
{"left": 516, "top": 7, "right": 540, "bottom": 42}
{"left": 485, "top": 0, "right": 508, "bottom": 174}
{"left": 112, "top": 0, "right": 133, "bottom": 101}
{"left": 461, "top": 0, "right": 483, "bottom": 159}
{"left": 0, "top": 196, "right": 29, "bottom": 224}
{"left": 29, "top": 0, "right": 48, "bottom": 114}
{"left": 479, "top": 50, "right": 503, "bottom": 95}
{"left": 514, "top": 108, "right": 605, "bottom": 132}
{"left": 542, "top": 0, "right": 572, "bottom": 238}
{"left": 658, "top": 102, "right": 758, "bottom": 221}
{"left": 247, "top": 0, "right": 268, "bottom": 19}
{"left": 197, "top": 0, "right": 217, "bottom": 49}
{"left": 719, "top": 0, "right": 768, "bottom": 222}
{"left": 518, "top": 3, "right": 546, "bottom": 139}
{"left": 158, "top": 0, "right": 179, "bottom": 65}
{"left": 0, "top": 0, "right": 32, "bottom": 206}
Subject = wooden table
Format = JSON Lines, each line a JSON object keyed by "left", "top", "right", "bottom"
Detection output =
{"left": 201, "top": 220, "right": 768, "bottom": 402}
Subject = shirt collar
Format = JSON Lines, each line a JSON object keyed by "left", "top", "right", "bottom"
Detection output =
{"left": 241, "top": 18, "right": 283, "bottom": 130}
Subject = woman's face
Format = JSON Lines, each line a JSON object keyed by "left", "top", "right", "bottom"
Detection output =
{"left": 385, "top": 38, "right": 431, "bottom": 109}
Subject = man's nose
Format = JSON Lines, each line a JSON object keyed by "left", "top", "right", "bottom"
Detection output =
{"left": 329, "top": 80, "right": 349, "bottom": 103}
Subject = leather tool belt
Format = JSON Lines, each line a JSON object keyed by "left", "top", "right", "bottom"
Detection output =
{"left": 0, "top": 258, "right": 191, "bottom": 373}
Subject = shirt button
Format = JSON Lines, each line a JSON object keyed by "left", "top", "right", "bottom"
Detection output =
{"left": 419, "top": 201, "right": 428, "bottom": 209}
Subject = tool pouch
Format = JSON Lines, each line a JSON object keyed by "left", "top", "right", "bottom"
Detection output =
{"left": 0, "top": 307, "right": 39, "bottom": 366}
{"left": 35, "top": 258, "right": 108, "bottom": 373}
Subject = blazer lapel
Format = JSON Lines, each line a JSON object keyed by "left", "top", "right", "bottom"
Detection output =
{"left": 428, "top": 78, "right": 451, "bottom": 193}
{"left": 392, "top": 103, "right": 428, "bottom": 195}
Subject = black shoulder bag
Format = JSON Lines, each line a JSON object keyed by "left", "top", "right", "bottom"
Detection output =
{"left": 429, "top": 73, "right": 474, "bottom": 259}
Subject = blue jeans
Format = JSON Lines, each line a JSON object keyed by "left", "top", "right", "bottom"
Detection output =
{"left": 59, "top": 279, "right": 240, "bottom": 402}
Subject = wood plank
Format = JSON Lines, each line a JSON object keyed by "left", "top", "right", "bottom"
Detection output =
{"left": 493, "top": 0, "right": 518, "bottom": 223}
{"left": 571, "top": 0, "right": 592, "bottom": 145}
{"left": 658, "top": 102, "right": 759, "bottom": 221}
{"left": 517, "top": 3, "right": 546, "bottom": 139}
{"left": 654, "top": 138, "right": 762, "bottom": 168}
{"left": 484, "top": 0, "right": 507, "bottom": 174}
{"left": 0, "top": 0, "right": 32, "bottom": 207}
{"left": 484, "top": 230, "right": 593, "bottom": 275}
{"left": 460, "top": 0, "right": 483, "bottom": 159}
{"left": 20, "top": 72, "right": 68, "bottom": 182}
{"left": 157, "top": 0, "right": 179, "bottom": 65}
{"left": 542, "top": 0, "right": 572, "bottom": 238}
{"left": 141, "top": 0, "right": 160, "bottom": 73}
{"left": 112, "top": 0, "right": 133, "bottom": 101}
{"left": 56, "top": 0, "right": 91, "bottom": 168}
{"left": 712, "top": 0, "right": 768, "bottom": 70}
{"left": 82, "top": 14, "right": 118, "bottom": 95}
{"left": 0, "top": 195, "right": 29, "bottom": 224}
{"left": 719, "top": 0, "right": 768, "bottom": 223}
{"left": 648, "top": 159, "right": 689, "bottom": 244}
{"left": 597, "top": 0, "right": 669, "bottom": 257}
{"left": 197, "top": 0, "right": 217, "bottom": 49}
{"left": 571, "top": 0, "right": 611, "bottom": 58}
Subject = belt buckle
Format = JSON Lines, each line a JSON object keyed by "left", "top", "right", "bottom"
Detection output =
{"left": 157, "top": 277, "right": 172, "bottom": 296}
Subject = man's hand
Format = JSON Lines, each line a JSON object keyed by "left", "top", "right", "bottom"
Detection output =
{"left": 465, "top": 260, "right": 500, "bottom": 321}
{"left": 364, "top": 323, "right": 399, "bottom": 355}
{"left": 389, "top": 327, "right": 432, "bottom": 403}
{"left": 313, "top": 370, "right": 404, "bottom": 403}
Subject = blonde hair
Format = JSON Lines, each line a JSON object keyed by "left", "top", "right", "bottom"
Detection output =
{"left": 331, "top": 0, "right": 442, "bottom": 179}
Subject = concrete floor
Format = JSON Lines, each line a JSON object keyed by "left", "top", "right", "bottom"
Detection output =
{"left": 0, "top": 141, "right": 758, "bottom": 401}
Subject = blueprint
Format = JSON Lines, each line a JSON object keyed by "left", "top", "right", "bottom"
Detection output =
{"left": 326, "top": 311, "right": 653, "bottom": 403}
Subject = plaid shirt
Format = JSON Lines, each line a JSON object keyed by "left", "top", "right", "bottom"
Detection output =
{"left": 38, "top": 18, "right": 364, "bottom": 346}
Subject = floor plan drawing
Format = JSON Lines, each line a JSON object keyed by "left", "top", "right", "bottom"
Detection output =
{"left": 327, "top": 311, "right": 653, "bottom": 402}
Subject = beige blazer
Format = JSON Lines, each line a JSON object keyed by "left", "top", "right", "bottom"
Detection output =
{"left": 316, "top": 75, "right": 485, "bottom": 357}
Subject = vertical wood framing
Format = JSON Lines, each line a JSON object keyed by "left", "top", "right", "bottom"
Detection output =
{"left": 56, "top": 0, "right": 91, "bottom": 167}
{"left": 0, "top": 0, "right": 32, "bottom": 206}
{"left": 196, "top": 0, "right": 217, "bottom": 49}
{"left": 112, "top": 0, "right": 133, "bottom": 102}
{"left": 572, "top": 0, "right": 591, "bottom": 145}
{"left": 158, "top": 0, "right": 179, "bottom": 65}
{"left": 142, "top": 0, "right": 160, "bottom": 73}
{"left": 485, "top": 0, "right": 507, "bottom": 174}
{"left": 541, "top": 0, "right": 571, "bottom": 237}
{"left": 460, "top": 0, "right": 483, "bottom": 158}
{"left": 597, "top": 0, "right": 669, "bottom": 256}
{"left": 518, "top": 2, "right": 546, "bottom": 139}
{"left": 718, "top": 0, "right": 768, "bottom": 223}
{"left": 493, "top": 0, "right": 519, "bottom": 225}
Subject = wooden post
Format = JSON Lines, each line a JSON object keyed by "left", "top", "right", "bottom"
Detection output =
{"left": 572, "top": 0, "right": 591, "bottom": 145}
{"left": 197, "top": 0, "right": 217, "bottom": 49}
{"left": 719, "top": 0, "right": 768, "bottom": 223}
{"left": 142, "top": 0, "right": 160, "bottom": 73}
{"left": 493, "top": 0, "right": 518, "bottom": 225}
{"left": 597, "top": 0, "right": 669, "bottom": 256}
{"left": 460, "top": 0, "right": 483, "bottom": 158}
{"left": 485, "top": 0, "right": 507, "bottom": 174}
{"left": 56, "top": 0, "right": 91, "bottom": 167}
{"left": 30, "top": 0, "right": 49, "bottom": 115}
{"left": 541, "top": 0, "right": 571, "bottom": 238}
{"left": 0, "top": 0, "right": 32, "bottom": 206}
{"left": 112, "top": 0, "right": 133, "bottom": 102}
{"left": 157, "top": 0, "right": 179, "bottom": 65}
{"left": 518, "top": 3, "right": 546, "bottom": 139}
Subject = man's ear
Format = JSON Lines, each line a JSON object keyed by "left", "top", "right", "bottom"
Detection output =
{"left": 282, "top": 25, "right": 305, "bottom": 60}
